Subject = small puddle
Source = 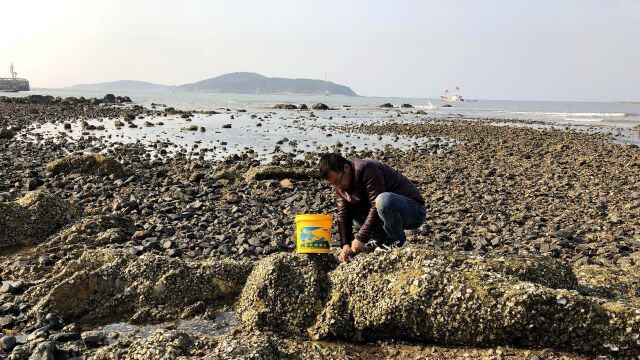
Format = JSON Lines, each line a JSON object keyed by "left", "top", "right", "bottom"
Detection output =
{"left": 100, "top": 311, "right": 238, "bottom": 343}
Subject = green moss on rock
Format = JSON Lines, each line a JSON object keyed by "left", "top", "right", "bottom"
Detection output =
{"left": 45, "top": 153, "right": 126, "bottom": 177}
{"left": 0, "top": 189, "right": 77, "bottom": 249}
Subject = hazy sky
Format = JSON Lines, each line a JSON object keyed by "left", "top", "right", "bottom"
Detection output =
{"left": 2, "top": 0, "right": 639, "bottom": 101}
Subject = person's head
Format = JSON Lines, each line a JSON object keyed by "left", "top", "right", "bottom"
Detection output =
{"left": 318, "top": 153, "right": 351, "bottom": 190}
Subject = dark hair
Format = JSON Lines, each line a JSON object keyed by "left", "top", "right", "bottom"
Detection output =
{"left": 318, "top": 153, "right": 350, "bottom": 179}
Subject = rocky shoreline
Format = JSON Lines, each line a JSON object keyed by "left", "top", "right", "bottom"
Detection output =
{"left": 1, "top": 95, "right": 639, "bottom": 359}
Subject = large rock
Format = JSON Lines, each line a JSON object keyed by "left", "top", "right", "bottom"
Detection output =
{"left": 0, "top": 215, "right": 134, "bottom": 281}
{"left": 0, "top": 189, "right": 77, "bottom": 249}
{"left": 92, "top": 330, "right": 217, "bottom": 359}
{"left": 0, "top": 128, "right": 15, "bottom": 140}
{"left": 237, "top": 247, "right": 640, "bottom": 357}
{"left": 237, "top": 253, "right": 337, "bottom": 335}
{"left": 45, "top": 153, "right": 125, "bottom": 178}
{"left": 273, "top": 104, "right": 298, "bottom": 110}
{"left": 311, "top": 103, "right": 329, "bottom": 110}
{"left": 92, "top": 329, "right": 349, "bottom": 360}
{"left": 243, "top": 166, "right": 318, "bottom": 182}
{"left": 28, "top": 249, "right": 254, "bottom": 324}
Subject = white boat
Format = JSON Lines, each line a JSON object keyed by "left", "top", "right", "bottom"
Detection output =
{"left": 440, "top": 86, "right": 464, "bottom": 102}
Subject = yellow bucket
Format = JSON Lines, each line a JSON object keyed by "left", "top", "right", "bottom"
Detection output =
{"left": 295, "top": 214, "right": 332, "bottom": 254}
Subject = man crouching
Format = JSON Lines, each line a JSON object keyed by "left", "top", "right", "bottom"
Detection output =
{"left": 318, "top": 153, "right": 426, "bottom": 262}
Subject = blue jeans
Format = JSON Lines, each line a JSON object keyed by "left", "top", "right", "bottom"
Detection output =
{"left": 353, "top": 192, "right": 426, "bottom": 247}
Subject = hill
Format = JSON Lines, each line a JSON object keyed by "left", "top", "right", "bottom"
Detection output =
{"left": 67, "top": 73, "right": 358, "bottom": 96}
{"left": 177, "top": 72, "right": 357, "bottom": 96}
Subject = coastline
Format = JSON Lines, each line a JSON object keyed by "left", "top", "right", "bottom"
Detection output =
{"left": 1, "top": 95, "right": 639, "bottom": 358}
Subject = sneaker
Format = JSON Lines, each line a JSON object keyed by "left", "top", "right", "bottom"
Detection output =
{"left": 378, "top": 239, "right": 408, "bottom": 252}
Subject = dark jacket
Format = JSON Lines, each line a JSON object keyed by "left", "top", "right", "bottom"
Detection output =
{"left": 335, "top": 159, "right": 424, "bottom": 246}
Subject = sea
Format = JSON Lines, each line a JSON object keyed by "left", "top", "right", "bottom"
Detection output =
{"left": 4, "top": 89, "right": 640, "bottom": 160}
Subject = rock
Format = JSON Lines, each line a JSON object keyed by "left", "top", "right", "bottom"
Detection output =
{"left": 311, "top": 103, "right": 329, "bottom": 110}
{"left": 299, "top": 104, "right": 309, "bottom": 110}
{"left": 45, "top": 154, "right": 126, "bottom": 178}
{"left": 0, "top": 128, "right": 15, "bottom": 140}
{"left": 28, "top": 249, "right": 254, "bottom": 324}
{"left": 82, "top": 330, "right": 106, "bottom": 347}
{"left": 167, "top": 248, "right": 182, "bottom": 257}
{"left": 1, "top": 282, "right": 19, "bottom": 294}
{"left": 280, "top": 179, "right": 293, "bottom": 189}
{"left": 554, "top": 228, "right": 575, "bottom": 239}
{"left": 379, "top": 103, "right": 394, "bottom": 108}
{"left": 92, "top": 330, "right": 217, "bottom": 359}
{"left": 400, "top": 103, "right": 413, "bottom": 108}
{"left": 26, "top": 177, "right": 42, "bottom": 191}
{"left": 273, "top": 104, "right": 298, "bottom": 110}
{"left": 243, "top": 166, "right": 317, "bottom": 182}
{"left": 0, "top": 315, "right": 14, "bottom": 328}
{"left": 181, "top": 125, "right": 198, "bottom": 131}
{"left": 222, "top": 124, "right": 232, "bottom": 129}
{"left": 29, "top": 341, "right": 58, "bottom": 360}
{"left": 0, "top": 189, "right": 78, "bottom": 249}
{"left": 49, "top": 332, "right": 80, "bottom": 342}
{"left": 0, "top": 335, "right": 16, "bottom": 351}
{"left": 237, "top": 253, "right": 337, "bottom": 335}
{"left": 238, "top": 247, "right": 640, "bottom": 356}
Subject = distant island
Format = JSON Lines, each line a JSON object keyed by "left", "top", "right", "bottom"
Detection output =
{"left": 66, "top": 72, "right": 358, "bottom": 96}
{"left": 68, "top": 80, "right": 173, "bottom": 92}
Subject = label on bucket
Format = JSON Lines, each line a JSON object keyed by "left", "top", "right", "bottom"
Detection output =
{"left": 296, "top": 214, "right": 332, "bottom": 254}
{"left": 298, "top": 226, "right": 330, "bottom": 250}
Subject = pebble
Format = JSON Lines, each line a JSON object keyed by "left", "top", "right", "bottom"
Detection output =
{"left": 0, "top": 335, "right": 16, "bottom": 351}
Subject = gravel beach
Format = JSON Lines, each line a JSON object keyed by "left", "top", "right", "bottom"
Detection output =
{"left": 1, "top": 95, "right": 639, "bottom": 359}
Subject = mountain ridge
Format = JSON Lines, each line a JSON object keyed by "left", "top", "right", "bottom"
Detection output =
{"left": 67, "top": 72, "right": 358, "bottom": 96}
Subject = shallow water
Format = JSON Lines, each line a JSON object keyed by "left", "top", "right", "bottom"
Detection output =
{"left": 9, "top": 89, "right": 640, "bottom": 160}
{"left": 19, "top": 109, "right": 446, "bottom": 160}
{"left": 101, "top": 311, "right": 238, "bottom": 343}
{"left": 5, "top": 88, "right": 640, "bottom": 126}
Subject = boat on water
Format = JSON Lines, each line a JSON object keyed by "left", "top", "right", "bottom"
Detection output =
{"left": 0, "top": 63, "right": 30, "bottom": 92}
{"left": 440, "top": 86, "right": 464, "bottom": 102}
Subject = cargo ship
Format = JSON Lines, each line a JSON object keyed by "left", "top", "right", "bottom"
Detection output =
{"left": 0, "top": 63, "right": 30, "bottom": 92}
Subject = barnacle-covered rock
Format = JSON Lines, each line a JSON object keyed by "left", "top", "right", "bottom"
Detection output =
{"left": 574, "top": 264, "right": 640, "bottom": 307}
{"left": 0, "top": 189, "right": 77, "bottom": 249}
{"left": 310, "top": 247, "right": 640, "bottom": 356}
{"left": 0, "top": 215, "right": 134, "bottom": 281}
{"left": 26, "top": 249, "right": 254, "bottom": 324}
{"left": 91, "top": 329, "right": 217, "bottom": 360}
{"left": 92, "top": 330, "right": 350, "bottom": 360}
{"left": 45, "top": 153, "right": 126, "bottom": 178}
{"left": 237, "top": 247, "right": 640, "bottom": 356}
{"left": 237, "top": 253, "right": 337, "bottom": 335}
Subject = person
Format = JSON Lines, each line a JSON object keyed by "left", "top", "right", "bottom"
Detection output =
{"left": 318, "top": 153, "right": 426, "bottom": 262}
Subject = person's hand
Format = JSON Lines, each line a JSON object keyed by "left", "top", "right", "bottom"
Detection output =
{"left": 351, "top": 239, "right": 365, "bottom": 254}
{"left": 339, "top": 244, "right": 351, "bottom": 263}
